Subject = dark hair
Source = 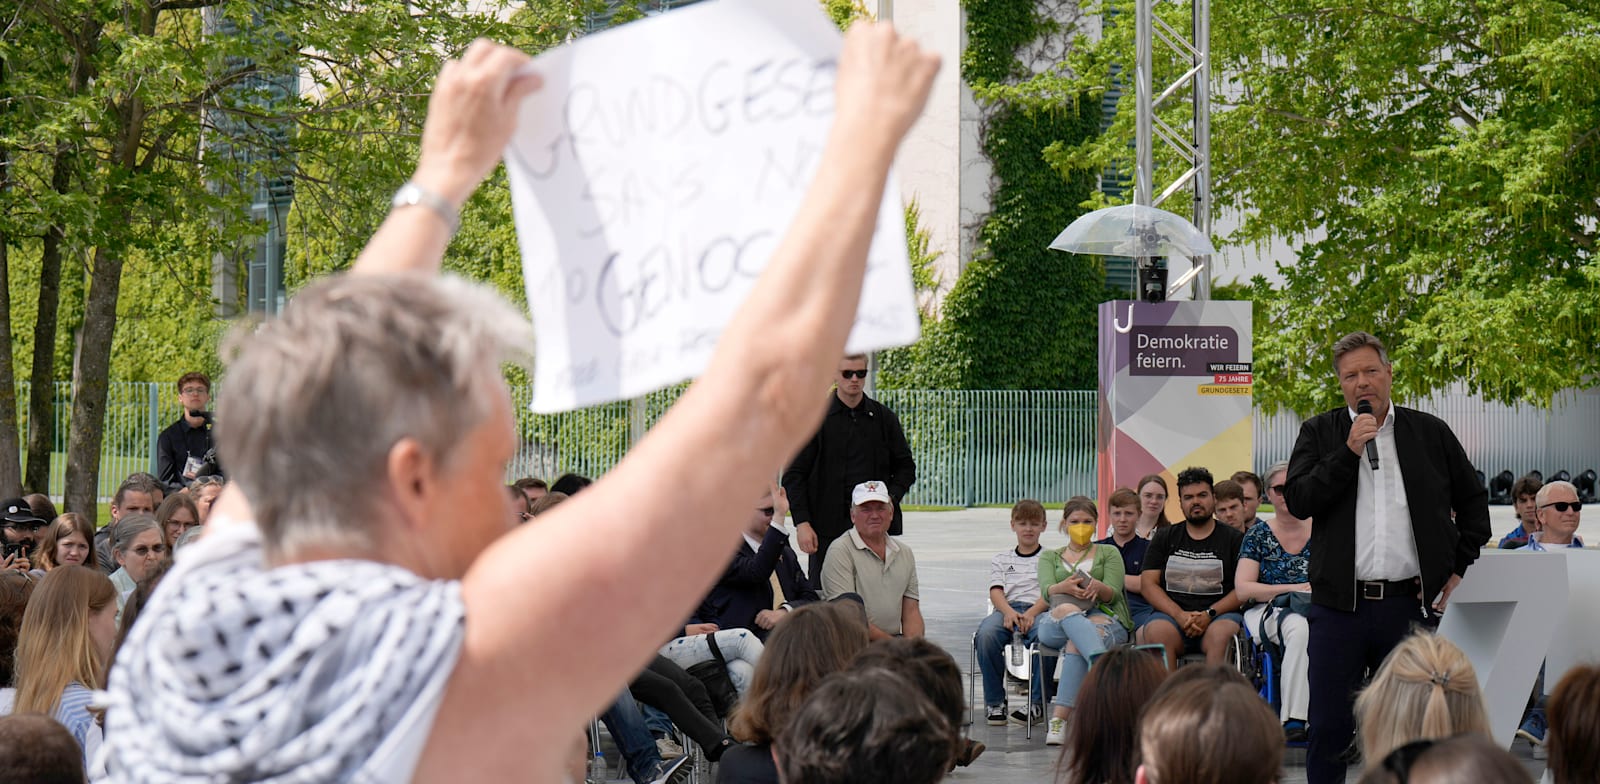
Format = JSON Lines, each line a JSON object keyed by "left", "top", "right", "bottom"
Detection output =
{"left": 113, "top": 559, "right": 172, "bottom": 664}
{"left": 1174, "top": 466, "right": 1214, "bottom": 493}
{"left": 0, "top": 571, "right": 36, "bottom": 685}
{"left": 729, "top": 602, "right": 870, "bottom": 744}
{"left": 851, "top": 638, "right": 963, "bottom": 752}
{"left": 549, "top": 473, "right": 592, "bottom": 496}
{"left": 114, "top": 475, "right": 163, "bottom": 508}
{"left": 775, "top": 668, "right": 952, "bottom": 784}
{"left": 22, "top": 494, "right": 58, "bottom": 524}
{"left": 1136, "top": 474, "right": 1173, "bottom": 527}
{"left": 1107, "top": 487, "right": 1140, "bottom": 511}
{"left": 506, "top": 485, "right": 528, "bottom": 515}
{"left": 1356, "top": 734, "right": 1527, "bottom": 784}
{"left": 1548, "top": 663, "right": 1600, "bottom": 784}
{"left": 1158, "top": 662, "right": 1252, "bottom": 693}
{"left": 1011, "top": 499, "right": 1046, "bottom": 523}
{"left": 1058, "top": 647, "right": 1168, "bottom": 784}
{"left": 525, "top": 491, "right": 569, "bottom": 519}
{"left": 1332, "top": 331, "right": 1389, "bottom": 369}
{"left": 35, "top": 513, "right": 99, "bottom": 572}
{"left": 0, "top": 713, "right": 87, "bottom": 783}
{"left": 1229, "top": 471, "right": 1263, "bottom": 498}
{"left": 1512, "top": 474, "right": 1543, "bottom": 502}
{"left": 1213, "top": 479, "right": 1244, "bottom": 503}
{"left": 1139, "top": 679, "right": 1281, "bottom": 784}
{"left": 177, "top": 371, "right": 212, "bottom": 394}
{"left": 512, "top": 477, "right": 548, "bottom": 492}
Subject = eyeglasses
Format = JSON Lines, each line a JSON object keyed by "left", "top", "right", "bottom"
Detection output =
{"left": 180, "top": 386, "right": 209, "bottom": 396}
{"left": 840, "top": 369, "right": 868, "bottom": 379}
{"left": 1541, "top": 501, "right": 1583, "bottom": 513}
{"left": 192, "top": 476, "right": 225, "bottom": 487}
{"left": 2, "top": 521, "right": 44, "bottom": 533}
{"left": 1270, "top": 484, "right": 1287, "bottom": 496}
{"left": 130, "top": 544, "right": 168, "bottom": 557}
{"left": 758, "top": 507, "right": 776, "bottom": 517}
{"left": 168, "top": 519, "right": 200, "bottom": 530}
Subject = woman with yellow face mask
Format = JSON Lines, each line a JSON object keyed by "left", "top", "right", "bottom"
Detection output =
{"left": 1034, "top": 496, "right": 1134, "bottom": 746}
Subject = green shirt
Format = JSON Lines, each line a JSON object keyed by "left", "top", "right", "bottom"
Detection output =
{"left": 1038, "top": 543, "right": 1132, "bottom": 631}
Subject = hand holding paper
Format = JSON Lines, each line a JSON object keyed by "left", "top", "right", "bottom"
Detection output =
{"left": 504, "top": 0, "right": 937, "bottom": 411}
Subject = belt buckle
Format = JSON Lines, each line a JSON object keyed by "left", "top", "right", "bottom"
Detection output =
{"left": 1362, "top": 581, "right": 1384, "bottom": 601}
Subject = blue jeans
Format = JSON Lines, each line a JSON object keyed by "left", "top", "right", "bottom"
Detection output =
{"left": 976, "top": 602, "right": 1053, "bottom": 707}
{"left": 1036, "top": 609, "right": 1129, "bottom": 709}
{"left": 602, "top": 690, "right": 663, "bottom": 784}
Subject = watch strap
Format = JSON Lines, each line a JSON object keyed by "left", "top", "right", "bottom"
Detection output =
{"left": 391, "top": 181, "right": 460, "bottom": 233}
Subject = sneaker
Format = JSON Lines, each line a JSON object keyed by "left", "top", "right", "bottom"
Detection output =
{"left": 1517, "top": 712, "right": 1547, "bottom": 746}
{"left": 648, "top": 756, "right": 691, "bottom": 784}
{"left": 1283, "top": 720, "right": 1308, "bottom": 744}
{"left": 1010, "top": 703, "right": 1044, "bottom": 724}
{"left": 655, "top": 737, "right": 685, "bottom": 759}
{"left": 985, "top": 705, "right": 1008, "bottom": 726}
{"left": 1045, "top": 717, "right": 1066, "bottom": 746}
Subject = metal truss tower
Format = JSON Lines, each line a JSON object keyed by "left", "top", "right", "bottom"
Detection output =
{"left": 1135, "top": 0, "right": 1211, "bottom": 298}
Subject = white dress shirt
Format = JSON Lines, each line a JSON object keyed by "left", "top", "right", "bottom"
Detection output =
{"left": 1350, "top": 406, "right": 1421, "bottom": 580}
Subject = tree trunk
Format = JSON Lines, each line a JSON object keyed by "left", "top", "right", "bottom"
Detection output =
{"left": 25, "top": 154, "right": 71, "bottom": 494}
{"left": 62, "top": 243, "right": 124, "bottom": 523}
{"left": 0, "top": 59, "right": 21, "bottom": 498}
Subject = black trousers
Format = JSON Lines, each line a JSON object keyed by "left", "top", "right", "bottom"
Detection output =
{"left": 629, "top": 655, "right": 725, "bottom": 753}
{"left": 1305, "top": 593, "right": 1434, "bottom": 784}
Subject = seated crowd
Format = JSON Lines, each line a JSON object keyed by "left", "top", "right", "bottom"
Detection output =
{"left": 3, "top": 458, "right": 1588, "bottom": 784}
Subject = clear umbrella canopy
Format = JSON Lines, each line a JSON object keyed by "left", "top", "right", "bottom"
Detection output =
{"left": 1048, "top": 204, "right": 1216, "bottom": 259}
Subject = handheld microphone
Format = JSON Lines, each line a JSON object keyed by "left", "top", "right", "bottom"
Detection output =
{"left": 1356, "top": 400, "right": 1379, "bottom": 470}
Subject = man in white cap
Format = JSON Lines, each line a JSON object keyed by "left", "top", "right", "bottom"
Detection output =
{"left": 821, "top": 480, "right": 923, "bottom": 639}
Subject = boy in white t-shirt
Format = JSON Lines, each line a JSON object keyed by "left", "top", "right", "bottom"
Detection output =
{"left": 975, "top": 500, "right": 1054, "bottom": 725}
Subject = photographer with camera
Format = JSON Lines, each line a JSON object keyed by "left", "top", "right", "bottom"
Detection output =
{"left": 156, "top": 372, "right": 221, "bottom": 491}
{"left": 1, "top": 498, "right": 47, "bottom": 573}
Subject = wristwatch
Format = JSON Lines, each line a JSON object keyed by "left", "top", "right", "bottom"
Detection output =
{"left": 1205, "top": 608, "right": 1218, "bottom": 619}
{"left": 391, "top": 181, "right": 460, "bottom": 233}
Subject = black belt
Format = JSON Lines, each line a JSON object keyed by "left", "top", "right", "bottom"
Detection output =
{"left": 1358, "top": 577, "right": 1419, "bottom": 601}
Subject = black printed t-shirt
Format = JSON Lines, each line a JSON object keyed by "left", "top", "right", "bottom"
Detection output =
{"left": 1144, "top": 521, "right": 1245, "bottom": 613}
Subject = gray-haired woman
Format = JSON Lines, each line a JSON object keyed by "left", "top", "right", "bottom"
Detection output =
{"left": 108, "top": 515, "right": 166, "bottom": 623}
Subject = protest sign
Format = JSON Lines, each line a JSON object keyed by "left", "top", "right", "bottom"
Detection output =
{"left": 504, "top": 0, "right": 919, "bottom": 413}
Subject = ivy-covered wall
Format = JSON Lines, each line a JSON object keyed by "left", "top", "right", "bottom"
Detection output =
{"left": 882, "top": 0, "right": 1111, "bottom": 389}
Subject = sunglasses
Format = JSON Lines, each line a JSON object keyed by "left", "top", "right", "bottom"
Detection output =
{"left": 1270, "top": 484, "right": 1287, "bottom": 495}
{"left": 1540, "top": 501, "right": 1583, "bottom": 513}
{"left": 840, "top": 369, "right": 868, "bottom": 379}
{"left": 2, "top": 521, "right": 44, "bottom": 533}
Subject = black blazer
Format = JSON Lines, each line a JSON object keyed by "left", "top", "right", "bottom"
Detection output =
{"left": 1284, "top": 405, "right": 1491, "bottom": 611}
{"left": 693, "top": 526, "right": 819, "bottom": 639}
{"left": 783, "top": 394, "right": 916, "bottom": 539}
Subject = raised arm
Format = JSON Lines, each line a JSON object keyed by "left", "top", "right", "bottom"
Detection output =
{"left": 424, "top": 24, "right": 940, "bottom": 782}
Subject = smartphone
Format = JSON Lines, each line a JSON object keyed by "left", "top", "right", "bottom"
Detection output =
{"left": 2, "top": 542, "right": 27, "bottom": 559}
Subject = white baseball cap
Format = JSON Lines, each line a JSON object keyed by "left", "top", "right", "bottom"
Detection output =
{"left": 851, "top": 481, "right": 892, "bottom": 507}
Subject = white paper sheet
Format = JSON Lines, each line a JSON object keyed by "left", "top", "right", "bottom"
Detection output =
{"left": 503, "top": 0, "right": 918, "bottom": 413}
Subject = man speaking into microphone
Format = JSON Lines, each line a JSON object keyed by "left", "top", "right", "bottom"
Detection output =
{"left": 1283, "top": 331, "right": 1490, "bottom": 784}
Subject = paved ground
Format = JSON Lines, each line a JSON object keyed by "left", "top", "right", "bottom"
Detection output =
{"left": 601, "top": 503, "right": 1559, "bottom": 782}
{"left": 890, "top": 505, "right": 1549, "bottom": 784}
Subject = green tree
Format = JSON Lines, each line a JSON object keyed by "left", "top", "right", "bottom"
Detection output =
{"left": 881, "top": 0, "right": 1109, "bottom": 390}
{"left": 1052, "top": 0, "right": 1600, "bottom": 413}
{"left": 0, "top": 0, "right": 538, "bottom": 516}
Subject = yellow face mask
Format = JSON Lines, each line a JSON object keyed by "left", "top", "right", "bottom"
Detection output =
{"left": 1067, "top": 523, "right": 1095, "bottom": 548}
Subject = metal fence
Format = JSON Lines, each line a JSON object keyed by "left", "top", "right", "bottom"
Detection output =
{"left": 18, "top": 383, "right": 1600, "bottom": 506}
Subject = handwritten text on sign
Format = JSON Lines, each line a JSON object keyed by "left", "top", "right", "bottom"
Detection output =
{"left": 503, "top": 0, "right": 919, "bottom": 413}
